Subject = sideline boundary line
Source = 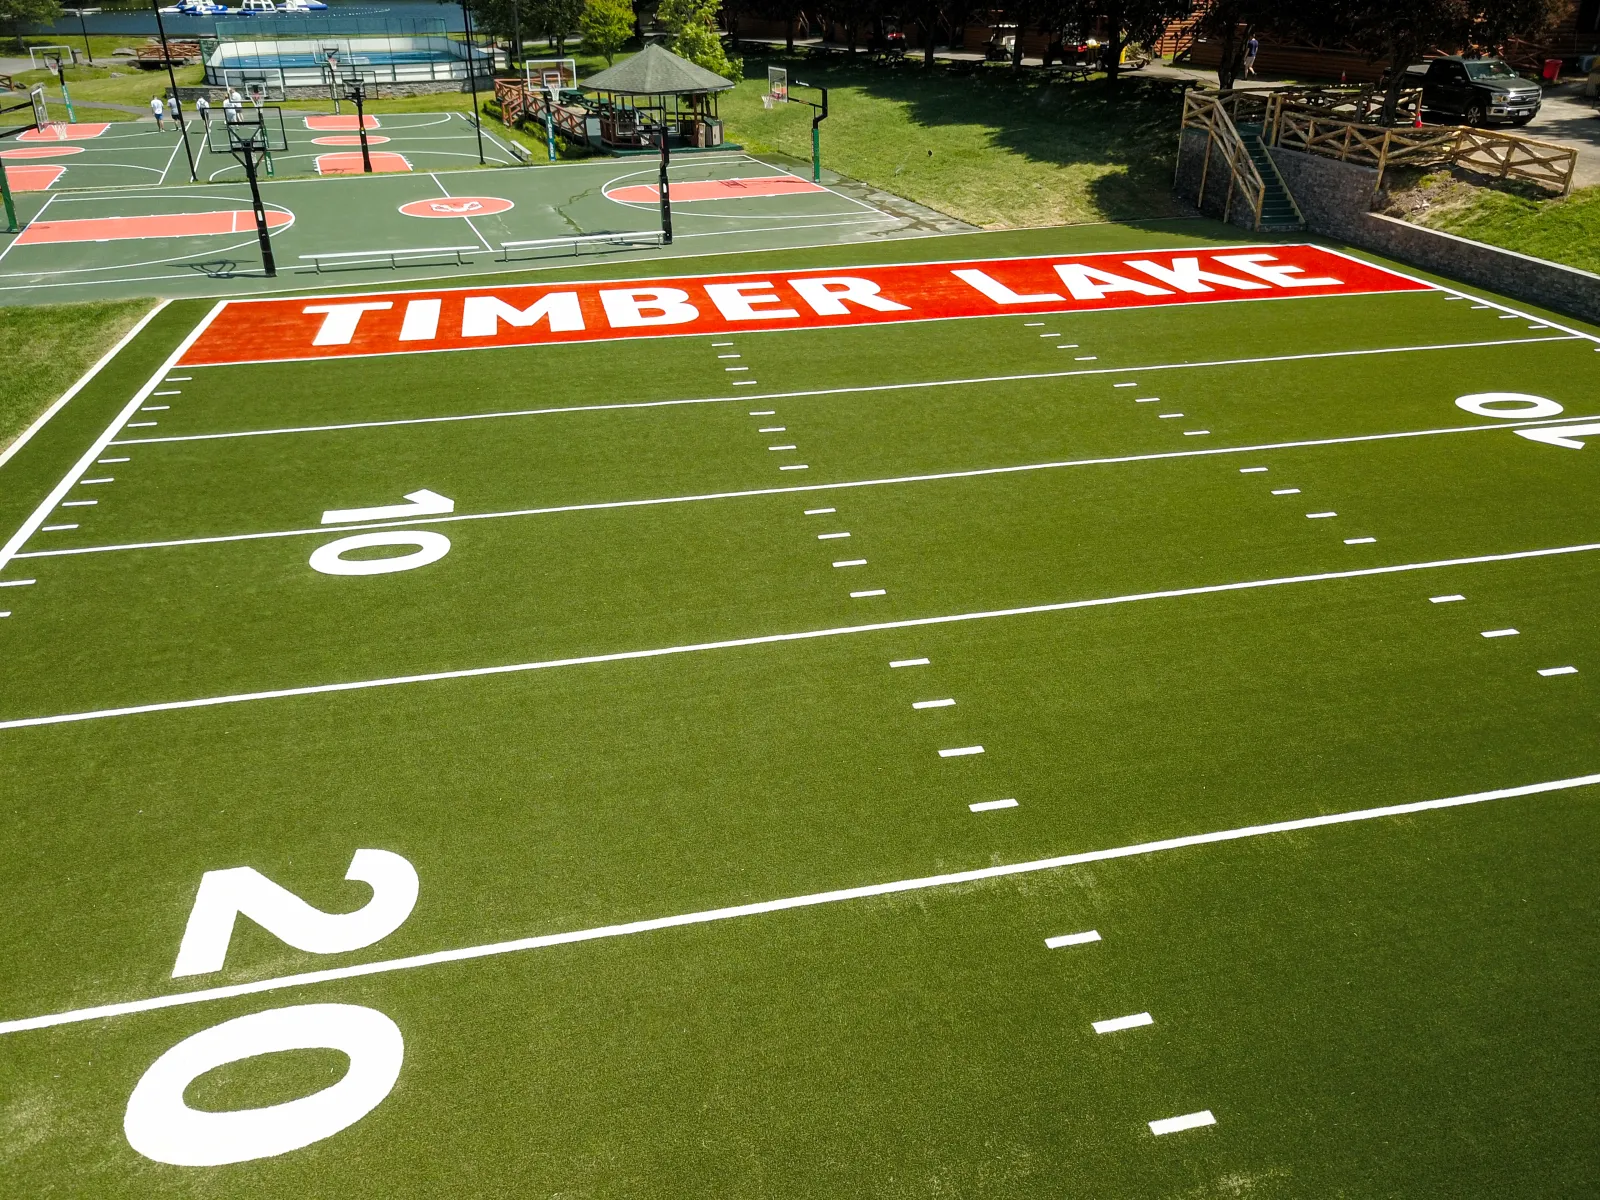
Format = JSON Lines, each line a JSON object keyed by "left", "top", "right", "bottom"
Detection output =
{"left": 2, "top": 770, "right": 1594, "bottom": 1037}
{"left": 0, "top": 300, "right": 169, "bottom": 471}
{"left": 31, "top": 410, "right": 1600, "bottom": 561}
{"left": 113, "top": 335, "right": 1575, "bottom": 444}
{"left": 0, "top": 303, "right": 224, "bottom": 577}
{"left": 5, "top": 539, "right": 1600, "bottom": 728}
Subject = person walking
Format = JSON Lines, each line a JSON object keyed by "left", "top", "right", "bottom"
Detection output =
{"left": 150, "top": 94, "right": 165, "bottom": 131}
{"left": 223, "top": 89, "right": 242, "bottom": 124}
{"left": 1244, "top": 35, "right": 1260, "bottom": 78}
{"left": 195, "top": 93, "right": 211, "bottom": 126}
{"left": 166, "top": 93, "right": 181, "bottom": 128}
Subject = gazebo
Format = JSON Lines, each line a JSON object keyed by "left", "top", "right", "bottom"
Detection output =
{"left": 581, "top": 43, "right": 734, "bottom": 151}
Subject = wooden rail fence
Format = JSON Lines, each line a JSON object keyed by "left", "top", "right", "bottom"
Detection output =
{"left": 1177, "top": 88, "right": 1268, "bottom": 231}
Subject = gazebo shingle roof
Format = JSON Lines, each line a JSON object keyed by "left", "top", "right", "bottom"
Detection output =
{"left": 581, "top": 43, "right": 735, "bottom": 95}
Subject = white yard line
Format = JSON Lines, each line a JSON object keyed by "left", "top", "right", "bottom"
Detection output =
{"left": 37, "top": 411, "right": 1599, "bottom": 562}
{"left": 1, "top": 769, "right": 1594, "bottom": 1038}
{"left": 0, "top": 301, "right": 169, "bottom": 472}
{"left": 0, "top": 303, "right": 225, "bottom": 578}
{"left": 115, "top": 337, "right": 1577, "bottom": 444}
{"left": 7, "top": 537, "right": 1600, "bottom": 729}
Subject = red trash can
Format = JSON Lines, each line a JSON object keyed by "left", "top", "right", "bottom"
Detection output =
{"left": 1542, "top": 58, "right": 1562, "bottom": 83}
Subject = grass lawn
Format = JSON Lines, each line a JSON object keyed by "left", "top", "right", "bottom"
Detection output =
{"left": 1412, "top": 182, "right": 1600, "bottom": 276}
{"left": 0, "top": 300, "right": 154, "bottom": 456}
{"left": 720, "top": 53, "right": 1191, "bottom": 228}
{"left": 14, "top": 64, "right": 205, "bottom": 110}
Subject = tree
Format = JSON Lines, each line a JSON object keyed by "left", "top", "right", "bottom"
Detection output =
{"left": 1, "top": 0, "right": 60, "bottom": 41}
{"left": 657, "top": 0, "right": 742, "bottom": 78}
{"left": 1191, "top": 0, "right": 1271, "bottom": 89}
{"left": 1073, "top": 0, "right": 1191, "bottom": 84}
{"left": 524, "top": 0, "right": 586, "bottom": 55}
{"left": 1294, "top": 0, "right": 1563, "bottom": 122}
{"left": 581, "top": 0, "right": 634, "bottom": 63}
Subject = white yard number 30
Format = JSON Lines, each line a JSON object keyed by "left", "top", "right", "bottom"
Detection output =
{"left": 123, "top": 849, "right": 419, "bottom": 1168}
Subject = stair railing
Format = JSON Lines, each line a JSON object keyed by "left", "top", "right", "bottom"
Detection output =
{"left": 1178, "top": 88, "right": 1268, "bottom": 231}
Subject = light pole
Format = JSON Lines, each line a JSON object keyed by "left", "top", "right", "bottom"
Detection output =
{"left": 74, "top": 7, "right": 101, "bottom": 66}
{"left": 459, "top": 0, "right": 486, "bottom": 165}
{"left": 151, "top": 0, "right": 197, "bottom": 181}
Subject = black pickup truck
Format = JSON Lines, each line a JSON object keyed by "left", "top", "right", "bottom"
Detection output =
{"left": 1407, "top": 56, "right": 1542, "bottom": 127}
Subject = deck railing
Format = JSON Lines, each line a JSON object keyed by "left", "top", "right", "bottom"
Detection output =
{"left": 1177, "top": 88, "right": 1268, "bottom": 231}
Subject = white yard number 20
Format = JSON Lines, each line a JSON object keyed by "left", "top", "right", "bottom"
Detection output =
{"left": 123, "top": 850, "right": 419, "bottom": 1167}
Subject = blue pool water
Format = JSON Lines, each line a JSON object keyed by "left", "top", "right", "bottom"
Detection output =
{"left": 220, "top": 49, "right": 456, "bottom": 66}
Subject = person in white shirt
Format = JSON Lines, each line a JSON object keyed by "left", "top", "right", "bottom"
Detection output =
{"left": 195, "top": 94, "right": 211, "bottom": 126}
{"left": 150, "top": 95, "right": 165, "bottom": 130}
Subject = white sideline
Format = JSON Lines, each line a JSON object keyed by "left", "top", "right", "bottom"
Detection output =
{"left": 0, "top": 303, "right": 225, "bottom": 578}
{"left": 5, "top": 539, "right": 1600, "bottom": 730}
{"left": 23, "top": 411, "right": 1600, "bottom": 562}
{"left": 1, "top": 770, "right": 1594, "bottom": 1038}
{"left": 0, "top": 301, "right": 169, "bottom": 472}
{"left": 109, "top": 335, "right": 1577, "bottom": 447}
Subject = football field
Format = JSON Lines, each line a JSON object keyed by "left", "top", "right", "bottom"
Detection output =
{"left": 2, "top": 223, "right": 1599, "bottom": 1196}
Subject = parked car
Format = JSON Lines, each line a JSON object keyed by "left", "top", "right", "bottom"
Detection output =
{"left": 1406, "top": 56, "right": 1542, "bottom": 127}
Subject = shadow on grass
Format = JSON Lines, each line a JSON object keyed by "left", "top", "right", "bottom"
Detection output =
{"left": 738, "top": 50, "right": 1192, "bottom": 221}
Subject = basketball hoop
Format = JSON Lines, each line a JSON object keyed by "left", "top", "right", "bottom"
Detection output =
{"left": 53, "top": 120, "right": 69, "bottom": 139}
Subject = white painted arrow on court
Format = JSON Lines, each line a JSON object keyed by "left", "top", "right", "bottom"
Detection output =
{"left": 321, "top": 489, "right": 455, "bottom": 525}
{"left": 1516, "top": 423, "right": 1600, "bottom": 449}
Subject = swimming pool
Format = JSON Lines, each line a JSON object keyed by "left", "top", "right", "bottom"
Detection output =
{"left": 206, "top": 34, "right": 490, "bottom": 88}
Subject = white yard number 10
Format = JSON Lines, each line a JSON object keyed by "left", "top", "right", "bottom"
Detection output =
{"left": 123, "top": 850, "right": 419, "bottom": 1167}
{"left": 309, "top": 489, "right": 455, "bottom": 577}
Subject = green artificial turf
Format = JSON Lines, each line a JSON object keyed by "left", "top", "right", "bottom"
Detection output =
{"left": 0, "top": 298, "right": 153, "bottom": 457}
{"left": 0, "top": 227, "right": 1597, "bottom": 1196}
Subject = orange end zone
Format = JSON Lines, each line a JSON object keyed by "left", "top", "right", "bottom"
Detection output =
{"left": 305, "top": 114, "right": 380, "bottom": 131}
{"left": 7, "top": 164, "right": 66, "bottom": 192}
{"left": 17, "top": 208, "right": 293, "bottom": 246}
{"left": 310, "top": 134, "right": 392, "bottom": 146}
{"left": 18, "top": 123, "right": 110, "bottom": 141}
{"left": 316, "top": 151, "right": 411, "bottom": 175}
{"left": 1, "top": 145, "right": 84, "bottom": 160}
{"left": 606, "top": 175, "right": 828, "bottom": 204}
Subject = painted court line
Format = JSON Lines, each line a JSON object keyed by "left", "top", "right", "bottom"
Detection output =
{"left": 1481, "top": 629, "right": 1519, "bottom": 638}
{"left": 804, "top": 507, "right": 835, "bottom": 515}
{"left": 3, "top": 772, "right": 1594, "bottom": 1037}
{"left": 1539, "top": 667, "right": 1578, "bottom": 676}
{"left": 1272, "top": 488, "right": 1300, "bottom": 495}
{"left": 113, "top": 337, "right": 1576, "bottom": 448}
{"left": 1307, "top": 511, "right": 1337, "bottom": 519}
{"left": 939, "top": 746, "right": 984, "bottom": 757}
{"left": 1093, "top": 1012, "right": 1152, "bottom": 1034}
{"left": 970, "top": 799, "right": 1018, "bottom": 812}
{"left": 1045, "top": 930, "right": 1100, "bottom": 948}
{"left": 10, "top": 541, "right": 1600, "bottom": 730}
{"left": 912, "top": 698, "right": 955, "bottom": 709}
{"left": 890, "top": 658, "right": 928, "bottom": 667}
{"left": 850, "top": 588, "right": 885, "bottom": 598}
{"left": 1345, "top": 537, "right": 1376, "bottom": 545}
{"left": 818, "top": 532, "right": 850, "bottom": 540}
{"left": 1430, "top": 595, "right": 1465, "bottom": 603}
{"left": 833, "top": 558, "right": 866, "bottom": 567}
{"left": 52, "top": 413, "right": 1600, "bottom": 565}
{"left": 1150, "top": 1111, "right": 1215, "bottom": 1136}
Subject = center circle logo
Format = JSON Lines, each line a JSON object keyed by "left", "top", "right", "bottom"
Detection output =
{"left": 398, "top": 196, "right": 515, "bottom": 218}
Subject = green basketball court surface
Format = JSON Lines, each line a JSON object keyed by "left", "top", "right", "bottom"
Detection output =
{"left": 0, "top": 136, "right": 938, "bottom": 304}
{"left": 2, "top": 221, "right": 1599, "bottom": 1196}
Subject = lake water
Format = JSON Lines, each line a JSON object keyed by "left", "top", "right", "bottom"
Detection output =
{"left": 25, "top": 1, "right": 474, "bottom": 40}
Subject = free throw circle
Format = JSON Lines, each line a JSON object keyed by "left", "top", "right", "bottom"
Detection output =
{"left": 399, "top": 196, "right": 515, "bottom": 218}
{"left": 311, "top": 134, "right": 393, "bottom": 146}
{"left": 0, "top": 145, "right": 84, "bottom": 159}
{"left": 310, "top": 531, "right": 451, "bottom": 576}
{"left": 1455, "top": 392, "right": 1564, "bottom": 419}
{"left": 123, "top": 1003, "right": 404, "bottom": 1166}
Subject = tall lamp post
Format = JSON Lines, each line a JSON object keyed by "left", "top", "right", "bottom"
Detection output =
{"left": 150, "top": 0, "right": 197, "bottom": 182}
{"left": 459, "top": 0, "right": 486, "bottom": 165}
{"left": 73, "top": 7, "right": 101, "bottom": 65}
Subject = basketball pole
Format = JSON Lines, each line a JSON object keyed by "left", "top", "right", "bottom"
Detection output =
{"left": 151, "top": 0, "right": 197, "bottom": 182}
{"left": 0, "top": 155, "right": 18, "bottom": 235}
{"left": 349, "top": 79, "right": 373, "bottom": 173}
{"left": 240, "top": 141, "right": 276, "bottom": 277}
{"left": 658, "top": 123, "right": 672, "bottom": 244}
{"left": 459, "top": 0, "right": 486, "bottom": 165}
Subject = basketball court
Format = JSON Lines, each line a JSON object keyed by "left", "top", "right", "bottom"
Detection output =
{"left": 0, "top": 151, "right": 932, "bottom": 304}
